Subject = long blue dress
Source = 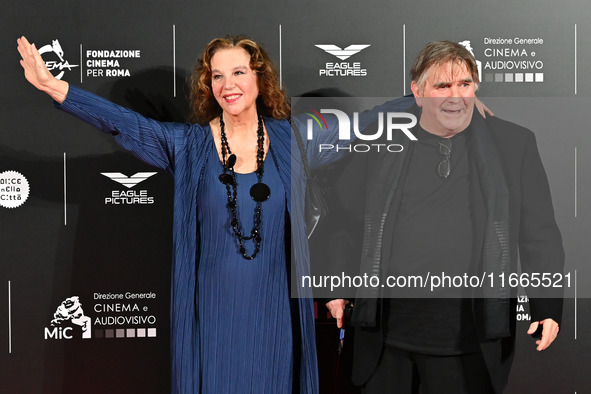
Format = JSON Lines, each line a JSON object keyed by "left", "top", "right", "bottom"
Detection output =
{"left": 56, "top": 85, "right": 319, "bottom": 393}
{"left": 56, "top": 85, "right": 414, "bottom": 393}
{"left": 197, "top": 147, "right": 292, "bottom": 393}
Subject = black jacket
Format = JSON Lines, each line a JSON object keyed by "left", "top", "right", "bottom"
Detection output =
{"left": 329, "top": 107, "right": 564, "bottom": 393}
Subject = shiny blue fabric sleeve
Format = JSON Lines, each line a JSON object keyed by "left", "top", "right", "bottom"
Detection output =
{"left": 55, "top": 85, "right": 203, "bottom": 174}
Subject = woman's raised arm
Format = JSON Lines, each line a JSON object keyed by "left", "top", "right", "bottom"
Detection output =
{"left": 16, "top": 35, "right": 189, "bottom": 174}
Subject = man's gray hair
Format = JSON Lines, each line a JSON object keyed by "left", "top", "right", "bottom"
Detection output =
{"left": 410, "top": 41, "right": 480, "bottom": 93}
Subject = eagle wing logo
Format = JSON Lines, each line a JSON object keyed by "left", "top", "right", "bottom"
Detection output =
{"left": 101, "top": 172, "right": 158, "bottom": 188}
{"left": 315, "top": 44, "right": 371, "bottom": 60}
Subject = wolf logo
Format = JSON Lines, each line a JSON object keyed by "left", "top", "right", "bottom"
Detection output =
{"left": 38, "top": 39, "right": 78, "bottom": 80}
{"left": 458, "top": 40, "right": 482, "bottom": 83}
{"left": 38, "top": 39, "right": 65, "bottom": 61}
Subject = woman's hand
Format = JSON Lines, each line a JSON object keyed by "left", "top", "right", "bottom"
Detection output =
{"left": 17, "top": 36, "right": 69, "bottom": 103}
{"left": 475, "top": 98, "right": 494, "bottom": 118}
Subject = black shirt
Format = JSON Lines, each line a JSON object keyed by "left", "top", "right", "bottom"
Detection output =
{"left": 384, "top": 125, "right": 479, "bottom": 355}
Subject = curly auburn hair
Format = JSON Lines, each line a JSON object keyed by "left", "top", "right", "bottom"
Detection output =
{"left": 188, "top": 35, "right": 290, "bottom": 124}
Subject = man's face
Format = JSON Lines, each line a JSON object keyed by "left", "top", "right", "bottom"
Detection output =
{"left": 410, "top": 61, "right": 476, "bottom": 137}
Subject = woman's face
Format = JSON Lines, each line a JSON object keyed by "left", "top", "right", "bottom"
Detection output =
{"left": 210, "top": 47, "right": 259, "bottom": 119}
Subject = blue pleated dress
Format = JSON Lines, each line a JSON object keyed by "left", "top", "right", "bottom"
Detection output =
{"left": 197, "top": 146, "right": 292, "bottom": 393}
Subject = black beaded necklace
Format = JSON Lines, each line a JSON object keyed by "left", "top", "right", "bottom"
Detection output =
{"left": 217, "top": 112, "right": 270, "bottom": 260}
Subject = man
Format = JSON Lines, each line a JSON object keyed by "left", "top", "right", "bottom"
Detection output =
{"left": 326, "top": 41, "right": 564, "bottom": 393}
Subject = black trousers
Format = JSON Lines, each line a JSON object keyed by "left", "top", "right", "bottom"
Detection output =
{"left": 362, "top": 344, "right": 496, "bottom": 394}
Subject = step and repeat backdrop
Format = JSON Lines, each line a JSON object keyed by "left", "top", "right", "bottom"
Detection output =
{"left": 1, "top": 0, "right": 590, "bottom": 393}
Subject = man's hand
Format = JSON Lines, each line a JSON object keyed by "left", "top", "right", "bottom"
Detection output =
{"left": 326, "top": 299, "right": 350, "bottom": 328}
{"left": 527, "top": 318, "right": 559, "bottom": 351}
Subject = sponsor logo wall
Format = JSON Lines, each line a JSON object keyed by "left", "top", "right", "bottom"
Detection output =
{"left": 1, "top": 1, "right": 590, "bottom": 393}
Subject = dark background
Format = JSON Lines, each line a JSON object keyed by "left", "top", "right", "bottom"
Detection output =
{"left": 1, "top": 1, "right": 589, "bottom": 392}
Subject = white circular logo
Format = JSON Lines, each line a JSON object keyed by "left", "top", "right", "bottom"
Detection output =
{"left": 38, "top": 39, "right": 79, "bottom": 80}
{"left": 0, "top": 171, "right": 30, "bottom": 208}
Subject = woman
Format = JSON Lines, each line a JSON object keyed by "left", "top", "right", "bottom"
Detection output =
{"left": 18, "top": 34, "right": 322, "bottom": 394}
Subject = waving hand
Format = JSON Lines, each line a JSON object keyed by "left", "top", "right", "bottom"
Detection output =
{"left": 17, "top": 36, "right": 69, "bottom": 103}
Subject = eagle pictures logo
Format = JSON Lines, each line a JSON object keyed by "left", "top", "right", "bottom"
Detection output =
{"left": 101, "top": 172, "right": 157, "bottom": 188}
{"left": 101, "top": 172, "right": 157, "bottom": 205}
{"left": 315, "top": 44, "right": 370, "bottom": 77}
